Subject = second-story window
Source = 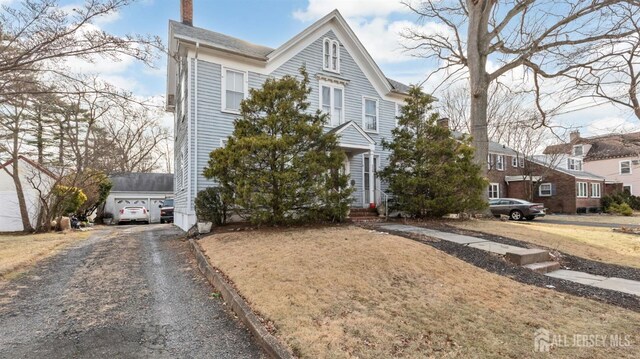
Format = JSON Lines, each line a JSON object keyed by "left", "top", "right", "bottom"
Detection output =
{"left": 323, "top": 38, "right": 340, "bottom": 72}
{"left": 567, "top": 158, "right": 582, "bottom": 171}
{"left": 496, "top": 155, "right": 504, "bottom": 171}
{"left": 363, "top": 97, "right": 378, "bottom": 132}
{"left": 320, "top": 84, "right": 344, "bottom": 127}
{"left": 573, "top": 145, "right": 583, "bottom": 156}
{"left": 620, "top": 160, "right": 632, "bottom": 174}
{"left": 223, "top": 68, "right": 246, "bottom": 113}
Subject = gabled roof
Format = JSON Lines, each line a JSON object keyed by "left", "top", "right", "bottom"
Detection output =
{"left": 0, "top": 156, "right": 58, "bottom": 179}
{"left": 109, "top": 173, "right": 174, "bottom": 193}
{"left": 170, "top": 20, "right": 273, "bottom": 61}
{"left": 167, "top": 10, "right": 409, "bottom": 103}
{"left": 529, "top": 157, "right": 604, "bottom": 180}
{"left": 451, "top": 131, "right": 519, "bottom": 156}
{"left": 328, "top": 121, "right": 376, "bottom": 145}
{"left": 544, "top": 131, "right": 640, "bottom": 161}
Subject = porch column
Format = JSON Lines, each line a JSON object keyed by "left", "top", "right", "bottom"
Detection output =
{"left": 368, "top": 150, "right": 374, "bottom": 208}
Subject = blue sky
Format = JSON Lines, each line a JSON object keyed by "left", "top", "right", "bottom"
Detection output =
{"left": 3, "top": 0, "right": 638, "bottom": 138}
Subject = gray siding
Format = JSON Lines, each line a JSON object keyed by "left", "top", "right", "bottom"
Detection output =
{"left": 337, "top": 125, "right": 372, "bottom": 148}
{"left": 181, "top": 29, "right": 400, "bottom": 210}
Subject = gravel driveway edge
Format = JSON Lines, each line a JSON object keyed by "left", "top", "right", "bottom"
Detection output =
{"left": 188, "top": 238, "right": 293, "bottom": 359}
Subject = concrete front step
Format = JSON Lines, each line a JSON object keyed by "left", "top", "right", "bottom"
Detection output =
{"left": 523, "top": 261, "right": 561, "bottom": 274}
{"left": 505, "top": 248, "right": 550, "bottom": 265}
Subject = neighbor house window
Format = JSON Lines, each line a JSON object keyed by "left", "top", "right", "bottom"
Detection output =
{"left": 623, "top": 185, "right": 632, "bottom": 194}
{"left": 512, "top": 156, "right": 518, "bottom": 168}
{"left": 620, "top": 160, "right": 631, "bottom": 175}
{"left": 539, "top": 183, "right": 552, "bottom": 197}
{"left": 591, "top": 183, "right": 601, "bottom": 198}
{"left": 576, "top": 182, "right": 588, "bottom": 198}
{"left": 567, "top": 158, "right": 582, "bottom": 171}
{"left": 573, "top": 145, "right": 583, "bottom": 156}
{"left": 320, "top": 83, "right": 344, "bottom": 127}
{"left": 488, "top": 183, "right": 500, "bottom": 199}
{"left": 363, "top": 97, "right": 378, "bottom": 132}
{"left": 487, "top": 154, "right": 494, "bottom": 169}
{"left": 495, "top": 155, "right": 504, "bottom": 171}
{"left": 519, "top": 157, "right": 525, "bottom": 168}
{"left": 222, "top": 68, "right": 246, "bottom": 113}
{"left": 323, "top": 38, "right": 340, "bottom": 72}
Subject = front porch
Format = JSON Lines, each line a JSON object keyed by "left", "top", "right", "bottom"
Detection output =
{"left": 328, "top": 121, "right": 381, "bottom": 209}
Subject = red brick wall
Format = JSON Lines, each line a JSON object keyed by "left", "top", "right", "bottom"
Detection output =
{"left": 604, "top": 182, "right": 623, "bottom": 196}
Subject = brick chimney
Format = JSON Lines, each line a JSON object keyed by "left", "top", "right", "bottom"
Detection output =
{"left": 181, "top": 0, "right": 193, "bottom": 26}
{"left": 569, "top": 130, "right": 580, "bottom": 143}
{"left": 437, "top": 117, "right": 449, "bottom": 129}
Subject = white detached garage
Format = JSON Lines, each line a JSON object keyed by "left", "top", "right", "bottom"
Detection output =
{"left": 104, "top": 173, "right": 173, "bottom": 224}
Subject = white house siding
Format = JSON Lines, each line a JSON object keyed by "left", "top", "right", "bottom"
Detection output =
{"left": 0, "top": 161, "right": 53, "bottom": 232}
{"left": 173, "top": 27, "right": 404, "bottom": 230}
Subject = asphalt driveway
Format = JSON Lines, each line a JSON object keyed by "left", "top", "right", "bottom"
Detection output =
{"left": 0, "top": 225, "right": 264, "bottom": 358}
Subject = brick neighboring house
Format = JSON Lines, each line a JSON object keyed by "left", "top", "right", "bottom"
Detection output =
{"left": 544, "top": 130, "right": 637, "bottom": 196}
{"left": 448, "top": 132, "right": 607, "bottom": 213}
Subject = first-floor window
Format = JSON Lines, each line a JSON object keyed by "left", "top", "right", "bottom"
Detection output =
{"left": 591, "top": 183, "right": 601, "bottom": 198}
{"left": 623, "top": 185, "right": 632, "bottom": 194}
{"left": 488, "top": 183, "right": 500, "bottom": 199}
{"left": 512, "top": 156, "right": 518, "bottom": 168}
{"left": 539, "top": 183, "right": 552, "bottom": 197}
{"left": 576, "top": 182, "right": 588, "bottom": 197}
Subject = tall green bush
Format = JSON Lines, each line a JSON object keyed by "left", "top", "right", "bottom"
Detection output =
{"left": 202, "top": 68, "right": 353, "bottom": 225}
{"left": 379, "top": 86, "right": 487, "bottom": 218}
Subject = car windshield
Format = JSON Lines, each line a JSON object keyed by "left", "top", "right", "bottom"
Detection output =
{"left": 163, "top": 199, "right": 174, "bottom": 207}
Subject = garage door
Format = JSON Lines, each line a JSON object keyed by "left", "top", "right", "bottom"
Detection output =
{"left": 114, "top": 198, "right": 148, "bottom": 222}
{"left": 114, "top": 198, "right": 166, "bottom": 223}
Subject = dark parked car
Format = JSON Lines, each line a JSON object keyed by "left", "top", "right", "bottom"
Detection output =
{"left": 489, "top": 198, "right": 546, "bottom": 221}
{"left": 159, "top": 198, "right": 174, "bottom": 223}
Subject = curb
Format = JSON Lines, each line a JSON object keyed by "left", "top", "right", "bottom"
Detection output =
{"left": 188, "top": 238, "right": 293, "bottom": 359}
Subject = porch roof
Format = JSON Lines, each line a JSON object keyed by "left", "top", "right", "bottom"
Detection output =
{"left": 328, "top": 121, "right": 375, "bottom": 153}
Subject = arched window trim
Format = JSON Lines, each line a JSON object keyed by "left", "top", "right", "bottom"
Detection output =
{"left": 323, "top": 37, "right": 340, "bottom": 73}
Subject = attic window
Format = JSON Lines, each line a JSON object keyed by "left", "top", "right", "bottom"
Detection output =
{"left": 573, "top": 145, "right": 583, "bottom": 156}
{"left": 323, "top": 38, "right": 340, "bottom": 73}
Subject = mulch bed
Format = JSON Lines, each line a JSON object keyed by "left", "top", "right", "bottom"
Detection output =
{"left": 361, "top": 219, "right": 640, "bottom": 313}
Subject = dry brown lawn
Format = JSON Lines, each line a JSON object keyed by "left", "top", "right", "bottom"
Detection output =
{"left": 0, "top": 231, "right": 90, "bottom": 279}
{"left": 200, "top": 226, "right": 640, "bottom": 358}
{"left": 452, "top": 220, "right": 640, "bottom": 268}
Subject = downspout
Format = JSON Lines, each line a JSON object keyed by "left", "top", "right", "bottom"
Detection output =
{"left": 194, "top": 42, "right": 200, "bottom": 214}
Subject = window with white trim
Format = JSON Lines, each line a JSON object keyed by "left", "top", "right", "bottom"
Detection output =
{"left": 519, "top": 157, "right": 525, "bottom": 168}
{"left": 576, "top": 182, "right": 588, "bottom": 198}
{"left": 323, "top": 38, "right": 340, "bottom": 72}
{"left": 395, "top": 103, "right": 404, "bottom": 127}
{"left": 539, "top": 183, "right": 552, "bottom": 197}
{"left": 567, "top": 158, "right": 582, "bottom": 171}
{"left": 512, "top": 156, "right": 518, "bottom": 168}
{"left": 222, "top": 68, "right": 246, "bottom": 113}
{"left": 496, "top": 155, "right": 504, "bottom": 171}
{"left": 488, "top": 183, "right": 500, "bottom": 199}
{"left": 363, "top": 97, "right": 378, "bottom": 132}
{"left": 591, "top": 183, "right": 601, "bottom": 198}
{"left": 620, "top": 160, "right": 631, "bottom": 175}
{"left": 320, "top": 83, "right": 344, "bottom": 127}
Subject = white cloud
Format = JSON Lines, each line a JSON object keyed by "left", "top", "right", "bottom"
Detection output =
{"left": 293, "top": 0, "right": 409, "bottom": 22}
{"left": 585, "top": 116, "right": 640, "bottom": 136}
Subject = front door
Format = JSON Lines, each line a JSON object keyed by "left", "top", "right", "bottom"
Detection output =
{"left": 364, "top": 155, "right": 377, "bottom": 206}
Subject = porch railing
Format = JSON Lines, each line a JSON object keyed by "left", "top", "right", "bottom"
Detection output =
{"left": 376, "top": 189, "right": 390, "bottom": 220}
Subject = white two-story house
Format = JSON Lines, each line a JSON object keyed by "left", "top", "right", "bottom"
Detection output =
{"left": 166, "top": 1, "right": 410, "bottom": 230}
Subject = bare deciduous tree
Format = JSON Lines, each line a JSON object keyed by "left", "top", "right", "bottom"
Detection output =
{"left": 403, "top": 0, "right": 640, "bottom": 178}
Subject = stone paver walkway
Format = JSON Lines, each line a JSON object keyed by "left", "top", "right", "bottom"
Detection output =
{"left": 379, "top": 224, "right": 640, "bottom": 297}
